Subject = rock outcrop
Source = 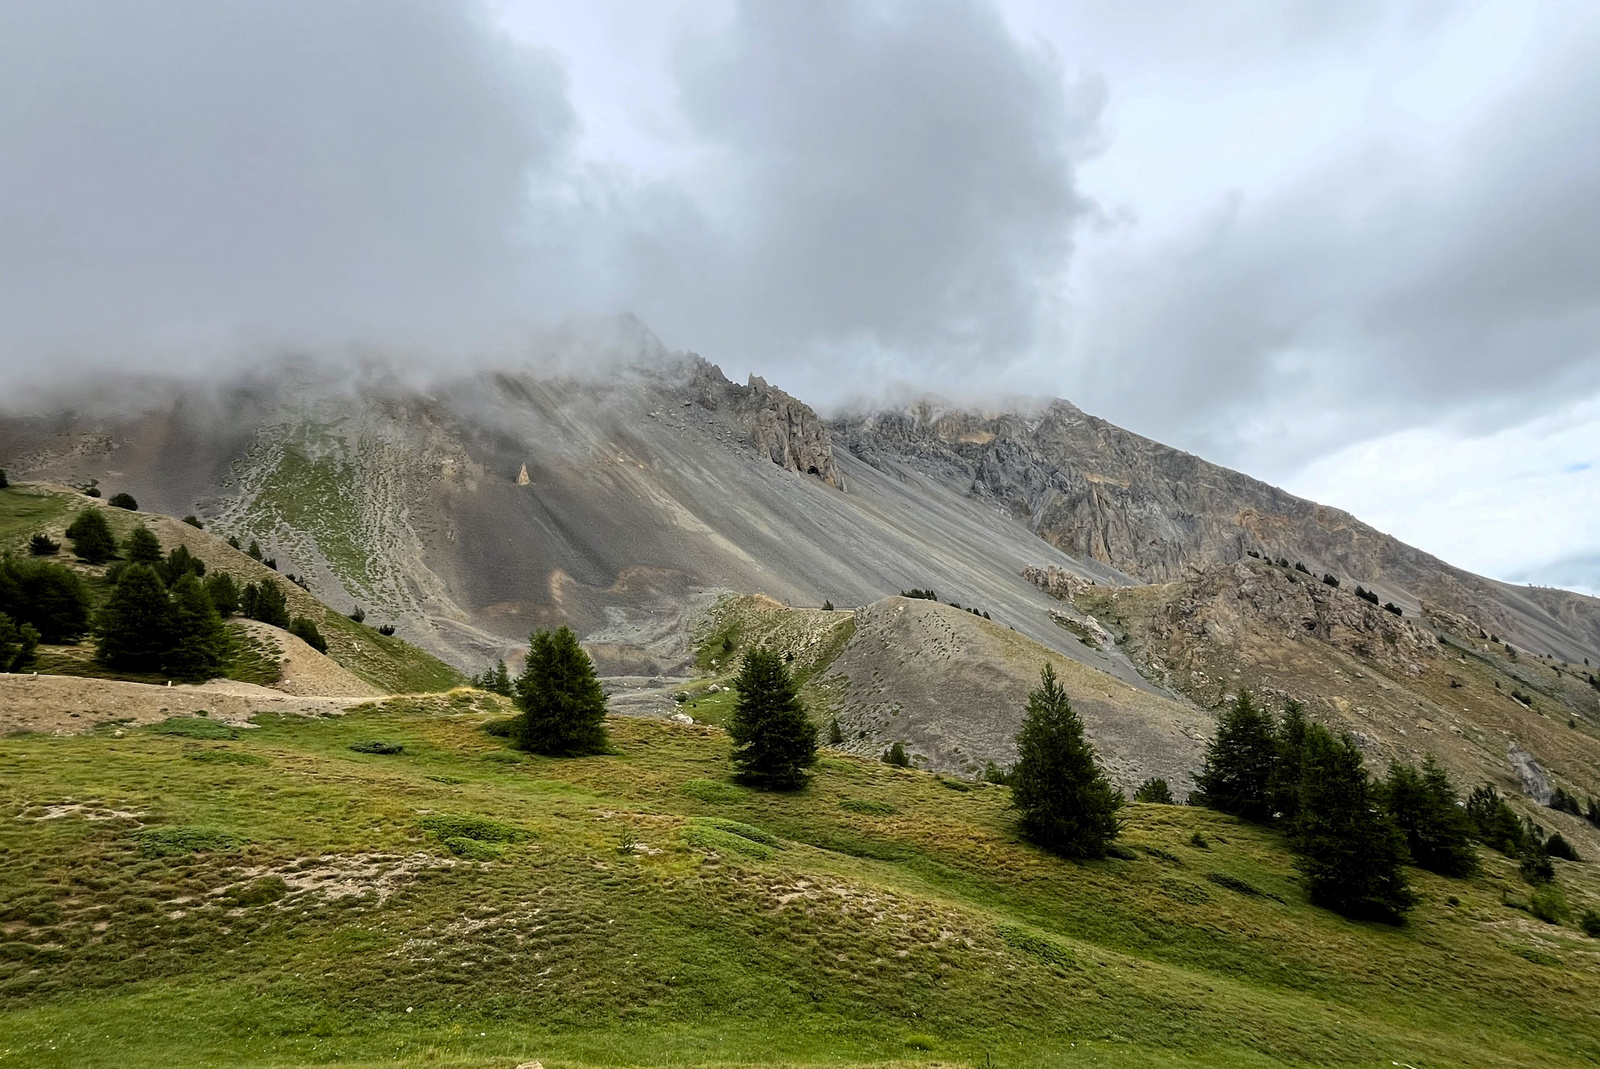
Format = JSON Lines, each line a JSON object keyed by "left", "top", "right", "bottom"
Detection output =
{"left": 834, "top": 401, "right": 1600, "bottom": 662}
{"left": 690, "top": 359, "right": 841, "bottom": 488}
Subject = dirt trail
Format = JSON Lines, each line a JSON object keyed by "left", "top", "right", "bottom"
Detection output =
{"left": 0, "top": 674, "right": 361, "bottom": 735}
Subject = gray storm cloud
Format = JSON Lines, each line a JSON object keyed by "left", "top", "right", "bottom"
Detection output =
{"left": 0, "top": 1, "right": 582, "bottom": 382}
{"left": 0, "top": 0, "right": 1098, "bottom": 398}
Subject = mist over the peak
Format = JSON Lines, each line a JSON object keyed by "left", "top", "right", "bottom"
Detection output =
{"left": 0, "top": 0, "right": 1096, "bottom": 401}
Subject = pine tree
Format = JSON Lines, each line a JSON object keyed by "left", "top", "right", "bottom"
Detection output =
{"left": 1465, "top": 783, "right": 1525, "bottom": 855}
{"left": 883, "top": 741, "right": 910, "bottom": 767}
{"left": 1383, "top": 756, "right": 1478, "bottom": 877}
{"left": 1010, "top": 664, "right": 1123, "bottom": 858}
{"left": 1293, "top": 725, "right": 1414, "bottom": 922}
{"left": 0, "top": 469, "right": 7, "bottom": 489}
{"left": 1193, "top": 691, "right": 1278, "bottom": 821}
{"left": 159, "top": 545, "right": 204, "bottom": 584}
{"left": 242, "top": 580, "right": 290, "bottom": 628}
{"left": 96, "top": 564, "right": 171, "bottom": 672}
{"left": 65, "top": 509, "right": 117, "bottom": 564}
{"left": 163, "top": 573, "right": 230, "bottom": 681}
{"left": 727, "top": 646, "right": 818, "bottom": 789}
{"left": 0, "top": 558, "right": 92, "bottom": 643}
{"left": 28, "top": 533, "right": 59, "bottom": 556}
{"left": 203, "top": 572, "right": 241, "bottom": 617}
{"left": 123, "top": 525, "right": 162, "bottom": 565}
{"left": 0, "top": 612, "right": 39, "bottom": 672}
{"left": 1133, "top": 777, "right": 1174, "bottom": 804}
{"left": 512, "top": 626, "right": 609, "bottom": 756}
{"left": 1271, "top": 699, "right": 1310, "bottom": 822}
{"left": 287, "top": 616, "right": 328, "bottom": 653}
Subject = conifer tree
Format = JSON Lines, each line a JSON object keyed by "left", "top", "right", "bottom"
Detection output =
{"left": 1193, "top": 691, "right": 1278, "bottom": 821}
{"left": 1011, "top": 664, "right": 1123, "bottom": 858}
{"left": 65, "top": 509, "right": 117, "bottom": 564}
{"left": 287, "top": 616, "right": 328, "bottom": 653}
{"left": 1133, "top": 777, "right": 1174, "bottom": 804}
{"left": 29, "top": 533, "right": 59, "bottom": 556}
{"left": 727, "top": 645, "right": 817, "bottom": 789}
{"left": 1384, "top": 756, "right": 1478, "bottom": 877}
{"left": 1293, "top": 724, "right": 1414, "bottom": 922}
{"left": 203, "top": 572, "right": 241, "bottom": 617}
{"left": 96, "top": 564, "right": 171, "bottom": 672}
{"left": 0, "top": 558, "right": 92, "bottom": 643}
{"left": 242, "top": 580, "right": 290, "bottom": 628}
{"left": 0, "top": 612, "right": 39, "bottom": 672}
{"left": 1271, "top": 699, "right": 1310, "bottom": 822}
{"left": 512, "top": 626, "right": 609, "bottom": 756}
{"left": 1465, "top": 783, "right": 1525, "bottom": 855}
{"left": 163, "top": 573, "right": 229, "bottom": 681}
{"left": 159, "top": 545, "right": 204, "bottom": 584}
{"left": 473, "top": 658, "right": 512, "bottom": 696}
{"left": 123, "top": 525, "right": 162, "bottom": 565}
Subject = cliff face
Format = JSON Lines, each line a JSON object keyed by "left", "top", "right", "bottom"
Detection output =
{"left": 689, "top": 358, "right": 841, "bottom": 488}
{"left": 834, "top": 401, "right": 1600, "bottom": 662}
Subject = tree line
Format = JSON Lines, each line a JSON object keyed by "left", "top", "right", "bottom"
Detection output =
{"left": 2, "top": 510, "right": 328, "bottom": 681}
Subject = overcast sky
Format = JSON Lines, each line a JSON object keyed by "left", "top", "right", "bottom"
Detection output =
{"left": 1, "top": 1, "right": 1596, "bottom": 592}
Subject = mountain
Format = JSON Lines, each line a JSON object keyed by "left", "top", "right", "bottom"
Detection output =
{"left": 3, "top": 340, "right": 1598, "bottom": 819}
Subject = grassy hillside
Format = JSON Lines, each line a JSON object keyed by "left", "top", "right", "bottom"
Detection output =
{"left": 2, "top": 700, "right": 1598, "bottom": 1069}
{"left": 0, "top": 483, "right": 462, "bottom": 694}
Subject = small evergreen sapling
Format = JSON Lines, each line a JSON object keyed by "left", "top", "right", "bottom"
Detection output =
{"left": 472, "top": 658, "right": 513, "bottom": 696}
{"left": 512, "top": 626, "right": 609, "bottom": 756}
{"left": 28, "top": 533, "right": 59, "bottom": 556}
{"left": 1010, "top": 664, "right": 1123, "bottom": 858}
{"left": 727, "top": 645, "right": 817, "bottom": 789}
{"left": 883, "top": 741, "right": 910, "bottom": 767}
{"left": 1133, "top": 777, "right": 1174, "bottom": 804}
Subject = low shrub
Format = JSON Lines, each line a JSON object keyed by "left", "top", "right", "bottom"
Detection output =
{"left": 689, "top": 816, "right": 777, "bottom": 845}
{"left": 680, "top": 778, "right": 748, "bottom": 804}
{"left": 840, "top": 798, "right": 898, "bottom": 816}
{"left": 182, "top": 749, "right": 267, "bottom": 766}
{"left": 1189, "top": 831, "right": 1210, "bottom": 849}
{"left": 1543, "top": 832, "right": 1581, "bottom": 862}
{"left": 1579, "top": 909, "right": 1600, "bottom": 938}
{"left": 481, "top": 717, "right": 517, "bottom": 738}
{"left": 997, "top": 924, "right": 1076, "bottom": 970}
{"left": 681, "top": 823, "right": 774, "bottom": 859}
{"left": 1529, "top": 884, "right": 1570, "bottom": 925}
{"left": 224, "top": 876, "right": 289, "bottom": 906}
{"left": 348, "top": 740, "right": 404, "bottom": 755}
{"left": 151, "top": 716, "right": 238, "bottom": 740}
{"left": 137, "top": 826, "right": 243, "bottom": 857}
{"left": 420, "top": 814, "right": 529, "bottom": 843}
{"left": 444, "top": 837, "right": 506, "bottom": 861}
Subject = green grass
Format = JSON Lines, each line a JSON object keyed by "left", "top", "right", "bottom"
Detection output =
{"left": 0, "top": 703, "right": 1597, "bottom": 1069}
{"left": 0, "top": 485, "right": 77, "bottom": 553}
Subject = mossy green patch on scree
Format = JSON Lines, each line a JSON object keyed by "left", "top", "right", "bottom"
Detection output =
{"left": 1, "top": 700, "right": 1597, "bottom": 1069}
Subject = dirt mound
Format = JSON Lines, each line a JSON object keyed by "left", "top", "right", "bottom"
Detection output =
{"left": 824, "top": 597, "right": 1210, "bottom": 790}
{"left": 0, "top": 674, "right": 359, "bottom": 735}
{"left": 235, "top": 619, "right": 382, "bottom": 698}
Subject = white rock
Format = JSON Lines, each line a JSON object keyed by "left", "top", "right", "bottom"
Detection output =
{"left": 670, "top": 712, "right": 694, "bottom": 725}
